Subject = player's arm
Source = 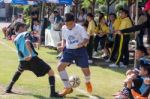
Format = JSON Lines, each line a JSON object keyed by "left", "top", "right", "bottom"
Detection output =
{"left": 58, "top": 39, "right": 66, "bottom": 52}
{"left": 77, "top": 26, "right": 89, "bottom": 48}
{"left": 77, "top": 38, "right": 89, "bottom": 48}
{"left": 24, "top": 33, "right": 32, "bottom": 61}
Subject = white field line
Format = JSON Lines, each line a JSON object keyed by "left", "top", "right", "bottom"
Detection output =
{"left": 0, "top": 40, "right": 99, "bottom": 99}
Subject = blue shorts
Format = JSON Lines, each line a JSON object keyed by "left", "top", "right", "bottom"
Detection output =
{"left": 60, "top": 47, "right": 89, "bottom": 68}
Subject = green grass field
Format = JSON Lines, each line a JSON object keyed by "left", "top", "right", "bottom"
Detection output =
{"left": 0, "top": 32, "right": 127, "bottom": 99}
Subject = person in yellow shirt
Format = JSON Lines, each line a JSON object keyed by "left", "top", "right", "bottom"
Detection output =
{"left": 86, "top": 13, "right": 96, "bottom": 63}
{"left": 94, "top": 14, "right": 109, "bottom": 58}
{"left": 109, "top": 8, "right": 133, "bottom": 68}
{"left": 108, "top": 16, "right": 122, "bottom": 63}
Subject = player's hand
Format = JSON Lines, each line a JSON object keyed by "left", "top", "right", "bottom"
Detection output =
{"left": 57, "top": 46, "right": 64, "bottom": 52}
{"left": 77, "top": 43, "right": 83, "bottom": 48}
{"left": 144, "top": 78, "right": 150, "bottom": 85}
{"left": 24, "top": 55, "right": 32, "bottom": 61}
{"left": 115, "top": 30, "right": 122, "bottom": 35}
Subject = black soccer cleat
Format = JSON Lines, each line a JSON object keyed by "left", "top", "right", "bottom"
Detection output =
{"left": 5, "top": 86, "right": 13, "bottom": 93}
{"left": 50, "top": 92, "right": 63, "bottom": 98}
{"left": 5, "top": 89, "right": 12, "bottom": 93}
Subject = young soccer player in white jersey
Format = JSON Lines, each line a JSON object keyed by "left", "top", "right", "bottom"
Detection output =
{"left": 57, "top": 13, "right": 93, "bottom": 96}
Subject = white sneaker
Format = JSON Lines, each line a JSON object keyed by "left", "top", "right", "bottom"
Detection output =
{"left": 119, "top": 62, "right": 124, "bottom": 66}
{"left": 93, "top": 51, "right": 98, "bottom": 56}
{"left": 105, "top": 59, "right": 110, "bottom": 63}
{"left": 120, "top": 64, "right": 127, "bottom": 68}
{"left": 88, "top": 60, "right": 93, "bottom": 64}
{"left": 101, "top": 53, "right": 106, "bottom": 58}
{"left": 109, "top": 63, "right": 118, "bottom": 68}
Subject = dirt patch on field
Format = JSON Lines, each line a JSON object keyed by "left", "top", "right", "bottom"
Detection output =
{"left": 0, "top": 83, "right": 30, "bottom": 96}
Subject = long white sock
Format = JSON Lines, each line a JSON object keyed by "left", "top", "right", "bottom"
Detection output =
{"left": 59, "top": 70, "right": 71, "bottom": 88}
{"left": 85, "top": 76, "right": 90, "bottom": 83}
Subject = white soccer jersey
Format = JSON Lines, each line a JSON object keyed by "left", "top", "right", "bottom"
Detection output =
{"left": 62, "top": 24, "right": 89, "bottom": 49}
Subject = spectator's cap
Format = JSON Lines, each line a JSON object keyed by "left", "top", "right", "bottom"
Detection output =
{"left": 140, "top": 58, "right": 150, "bottom": 67}
{"left": 144, "top": 1, "right": 150, "bottom": 11}
{"left": 136, "top": 46, "right": 148, "bottom": 55}
{"left": 64, "top": 13, "right": 74, "bottom": 22}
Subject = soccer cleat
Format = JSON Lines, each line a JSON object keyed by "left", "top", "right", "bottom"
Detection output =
{"left": 59, "top": 88, "right": 73, "bottom": 96}
{"left": 50, "top": 92, "right": 63, "bottom": 98}
{"left": 88, "top": 60, "right": 93, "bottom": 64}
{"left": 86, "top": 82, "right": 93, "bottom": 93}
{"left": 5, "top": 89, "right": 12, "bottom": 93}
{"left": 5, "top": 86, "right": 12, "bottom": 93}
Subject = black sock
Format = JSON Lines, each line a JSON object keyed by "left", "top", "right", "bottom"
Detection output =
{"left": 49, "top": 76, "right": 55, "bottom": 95}
{"left": 7, "top": 71, "right": 22, "bottom": 91}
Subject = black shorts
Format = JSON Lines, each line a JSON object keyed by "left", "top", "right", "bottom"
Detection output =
{"left": 19, "top": 57, "right": 51, "bottom": 77}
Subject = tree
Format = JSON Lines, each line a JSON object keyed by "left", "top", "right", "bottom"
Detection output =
{"left": 82, "top": 0, "right": 96, "bottom": 14}
{"left": 82, "top": 0, "right": 116, "bottom": 15}
{"left": 73, "top": 0, "right": 83, "bottom": 22}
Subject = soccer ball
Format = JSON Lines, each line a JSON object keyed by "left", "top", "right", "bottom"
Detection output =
{"left": 69, "top": 75, "right": 80, "bottom": 88}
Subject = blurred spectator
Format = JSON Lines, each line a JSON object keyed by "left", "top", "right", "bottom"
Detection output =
{"left": 77, "top": 9, "right": 86, "bottom": 25}
{"left": 86, "top": 13, "right": 96, "bottom": 63}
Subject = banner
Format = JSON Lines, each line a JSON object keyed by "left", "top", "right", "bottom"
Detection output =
{"left": 12, "top": 0, "right": 28, "bottom": 5}
{"left": 46, "top": 0, "right": 59, "bottom": 3}
{"left": 4, "top": 0, "right": 12, "bottom": 3}
{"left": 59, "top": 0, "right": 72, "bottom": 5}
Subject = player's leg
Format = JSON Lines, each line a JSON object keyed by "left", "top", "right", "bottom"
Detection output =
{"left": 57, "top": 62, "right": 73, "bottom": 96}
{"left": 57, "top": 49, "right": 75, "bottom": 96}
{"left": 47, "top": 69, "right": 62, "bottom": 97}
{"left": 75, "top": 47, "right": 93, "bottom": 93}
{"left": 5, "top": 67, "right": 23, "bottom": 93}
{"left": 29, "top": 57, "right": 62, "bottom": 97}
{"left": 81, "top": 68, "right": 93, "bottom": 93}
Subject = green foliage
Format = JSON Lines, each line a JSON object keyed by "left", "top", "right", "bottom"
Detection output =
{"left": 115, "top": 1, "right": 128, "bottom": 12}
{"left": 96, "top": 0, "right": 105, "bottom": 4}
{"left": 82, "top": 0, "right": 91, "bottom": 8}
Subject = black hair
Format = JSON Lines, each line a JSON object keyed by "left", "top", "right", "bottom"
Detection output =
{"left": 81, "top": 8, "right": 85, "bottom": 14}
{"left": 54, "top": 11, "right": 58, "bottom": 14}
{"left": 140, "top": 64, "right": 150, "bottom": 75}
{"left": 136, "top": 46, "right": 148, "bottom": 55}
{"left": 87, "top": 13, "right": 94, "bottom": 18}
{"left": 119, "top": 8, "right": 129, "bottom": 17}
{"left": 15, "top": 22, "right": 26, "bottom": 32}
{"left": 99, "top": 13, "right": 104, "bottom": 22}
{"left": 33, "top": 20, "right": 40, "bottom": 23}
{"left": 82, "top": 20, "right": 89, "bottom": 29}
{"left": 65, "top": 13, "right": 74, "bottom": 22}
{"left": 109, "top": 13, "right": 117, "bottom": 19}
{"left": 140, "top": 59, "right": 150, "bottom": 75}
{"left": 119, "top": 8, "right": 134, "bottom": 25}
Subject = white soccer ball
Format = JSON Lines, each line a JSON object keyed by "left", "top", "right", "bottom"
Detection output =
{"left": 69, "top": 75, "right": 80, "bottom": 88}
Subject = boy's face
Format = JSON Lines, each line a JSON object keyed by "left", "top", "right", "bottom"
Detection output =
{"left": 66, "top": 21, "right": 75, "bottom": 30}
{"left": 34, "top": 21, "right": 38, "bottom": 25}
{"left": 120, "top": 11, "right": 126, "bottom": 19}
{"left": 87, "top": 16, "right": 91, "bottom": 22}
{"left": 19, "top": 26, "right": 27, "bottom": 33}
{"left": 135, "top": 50, "right": 144, "bottom": 59}
{"left": 139, "top": 66, "right": 148, "bottom": 76}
